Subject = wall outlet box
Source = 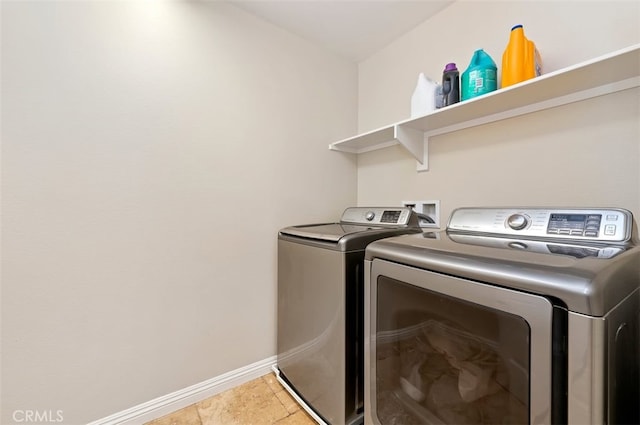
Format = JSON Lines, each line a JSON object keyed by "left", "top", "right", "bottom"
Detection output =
{"left": 402, "top": 200, "right": 440, "bottom": 228}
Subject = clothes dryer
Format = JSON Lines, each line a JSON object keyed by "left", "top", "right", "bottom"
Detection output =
{"left": 365, "top": 207, "right": 639, "bottom": 425}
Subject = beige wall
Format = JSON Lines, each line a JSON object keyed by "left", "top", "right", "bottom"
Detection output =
{"left": 1, "top": 2, "right": 357, "bottom": 424}
{"left": 357, "top": 1, "right": 640, "bottom": 224}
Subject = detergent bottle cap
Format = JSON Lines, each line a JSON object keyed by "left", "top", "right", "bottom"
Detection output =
{"left": 443, "top": 63, "right": 458, "bottom": 72}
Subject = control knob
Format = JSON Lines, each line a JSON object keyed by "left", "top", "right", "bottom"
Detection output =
{"left": 507, "top": 213, "right": 529, "bottom": 230}
{"left": 365, "top": 211, "right": 375, "bottom": 221}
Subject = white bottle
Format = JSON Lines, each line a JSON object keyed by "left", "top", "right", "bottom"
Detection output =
{"left": 411, "top": 73, "right": 438, "bottom": 118}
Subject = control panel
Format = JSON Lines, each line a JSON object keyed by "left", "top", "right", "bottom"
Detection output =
{"left": 448, "top": 208, "right": 633, "bottom": 243}
{"left": 341, "top": 207, "right": 414, "bottom": 226}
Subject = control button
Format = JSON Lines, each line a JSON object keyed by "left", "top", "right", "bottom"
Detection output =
{"left": 604, "top": 225, "right": 616, "bottom": 235}
{"left": 507, "top": 214, "right": 529, "bottom": 230}
{"left": 559, "top": 229, "right": 571, "bottom": 235}
{"left": 547, "top": 228, "right": 559, "bottom": 234}
{"left": 606, "top": 214, "right": 618, "bottom": 221}
{"left": 365, "top": 211, "right": 375, "bottom": 221}
{"left": 585, "top": 231, "right": 598, "bottom": 237}
{"left": 570, "top": 230, "right": 584, "bottom": 236}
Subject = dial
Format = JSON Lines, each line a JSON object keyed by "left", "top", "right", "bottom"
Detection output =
{"left": 365, "top": 211, "right": 375, "bottom": 221}
{"left": 507, "top": 213, "right": 529, "bottom": 230}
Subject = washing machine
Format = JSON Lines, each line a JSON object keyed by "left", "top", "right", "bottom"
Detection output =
{"left": 364, "top": 207, "right": 639, "bottom": 425}
{"left": 275, "top": 207, "right": 424, "bottom": 425}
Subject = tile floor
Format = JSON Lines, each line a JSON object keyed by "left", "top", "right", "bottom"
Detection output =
{"left": 145, "top": 373, "right": 317, "bottom": 425}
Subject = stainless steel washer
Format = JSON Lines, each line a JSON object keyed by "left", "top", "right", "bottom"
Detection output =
{"left": 275, "top": 207, "right": 423, "bottom": 425}
{"left": 364, "top": 207, "right": 639, "bottom": 425}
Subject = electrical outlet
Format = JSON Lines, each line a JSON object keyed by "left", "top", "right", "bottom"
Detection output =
{"left": 402, "top": 200, "right": 440, "bottom": 228}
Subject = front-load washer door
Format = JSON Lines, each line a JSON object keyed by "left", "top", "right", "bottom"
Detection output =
{"left": 365, "top": 258, "right": 557, "bottom": 425}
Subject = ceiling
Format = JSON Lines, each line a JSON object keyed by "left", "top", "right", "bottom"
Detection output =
{"left": 228, "top": 0, "right": 454, "bottom": 62}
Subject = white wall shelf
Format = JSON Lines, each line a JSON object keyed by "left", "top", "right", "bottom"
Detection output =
{"left": 329, "top": 44, "right": 640, "bottom": 172}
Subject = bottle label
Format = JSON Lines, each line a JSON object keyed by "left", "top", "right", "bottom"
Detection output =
{"left": 465, "top": 69, "right": 497, "bottom": 98}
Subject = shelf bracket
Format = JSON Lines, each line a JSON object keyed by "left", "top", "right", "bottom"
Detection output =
{"left": 417, "top": 133, "right": 429, "bottom": 172}
{"left": 395, "top": 124, "right": 429, "bottom": 172}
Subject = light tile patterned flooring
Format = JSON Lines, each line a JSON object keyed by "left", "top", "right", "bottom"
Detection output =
{"left": 145, "top": 373, "right": 317, "bottom": 425}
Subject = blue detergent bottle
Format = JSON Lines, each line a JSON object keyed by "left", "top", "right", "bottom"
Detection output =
{"left": 461, "top": 49, "right": 498, "bottom": 101}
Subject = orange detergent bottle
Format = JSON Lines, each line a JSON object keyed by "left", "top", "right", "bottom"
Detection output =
{"left": 501, "top": 25, "right": 542, "bottom": 88}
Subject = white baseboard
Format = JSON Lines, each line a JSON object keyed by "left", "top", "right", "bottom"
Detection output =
{"left": 88, "top": 356, "right": 277, "bottom": 425}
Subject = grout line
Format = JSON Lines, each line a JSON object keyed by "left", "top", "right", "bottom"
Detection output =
{"left": 195, "top": 401, "right": 204, "bottom": 425}
{"left": 262, "top": 374, "right": 293, "bottom": 419}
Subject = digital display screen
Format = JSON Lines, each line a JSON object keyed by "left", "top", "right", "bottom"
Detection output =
{"left": 381, "top": 210, "right": 401, "bottom": 223}
{"left": 552, "top": 214, "right": 587, "bottom": 222}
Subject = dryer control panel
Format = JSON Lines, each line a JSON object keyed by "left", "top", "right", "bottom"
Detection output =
{"left": 448, "top": 208, "right": 633, "bottom": 242}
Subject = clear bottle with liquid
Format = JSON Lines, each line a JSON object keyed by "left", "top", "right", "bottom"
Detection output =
{"left": 411, "top": 73, "right": 438, "bottom": 117}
